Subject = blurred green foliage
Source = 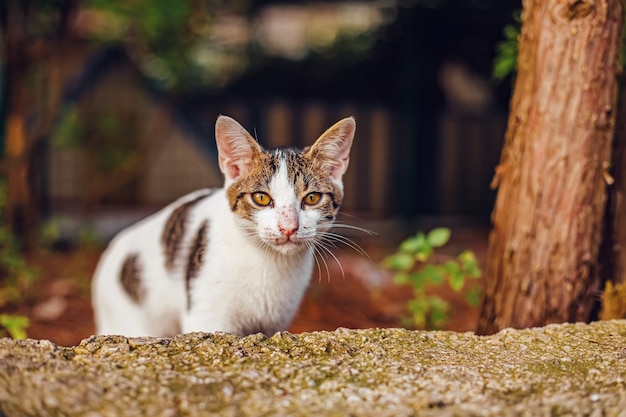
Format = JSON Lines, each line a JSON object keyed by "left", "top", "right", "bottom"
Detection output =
{"left": 83, "top": 0, "right": 247, "bottom": 91}
{"left": 0, "top": 181, "right": 40, "bottom": 308}
{"left": 0, "top": 180, "right": 37, "bottom": 339}
{"left": 384, "top": 228, "right": 482, "bottom": 329}
{"left": 0, "top": 314, "right": 29, "bottom": 339}
{"left": 492, "top": 10, "right": 520, "bottom": 81}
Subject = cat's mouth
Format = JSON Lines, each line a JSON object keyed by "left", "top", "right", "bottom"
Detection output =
{"left": 269, "top": 237, "right": 308, "bottom": 254}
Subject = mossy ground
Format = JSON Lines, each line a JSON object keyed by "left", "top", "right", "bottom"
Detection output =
{"left": 1, "top": 321, "right": 626, "bottom": 416}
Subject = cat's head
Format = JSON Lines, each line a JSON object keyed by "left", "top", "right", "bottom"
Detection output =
{"left": 215, "top": 115, "right": 355, "bottom": 255}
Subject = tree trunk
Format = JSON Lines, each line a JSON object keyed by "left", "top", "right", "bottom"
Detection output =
{"left": 601, "top": 76, "right": 626, "bottom": 289}
{"left": 2, "top": 1, "right": 72, "bottom": 248}
{"left": 477, "top": 0, "right": 623, "bottom": 334}
{"left": 4, "top": 8, "right": 37, "bottom": 246}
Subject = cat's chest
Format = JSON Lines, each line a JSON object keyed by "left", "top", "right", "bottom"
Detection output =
{"left": 200, "top": 236, "right": 312, "bottom": 302}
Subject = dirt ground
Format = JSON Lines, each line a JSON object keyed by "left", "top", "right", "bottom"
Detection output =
{"left": 4, "top": 226, "right": 488, "bottom": 347}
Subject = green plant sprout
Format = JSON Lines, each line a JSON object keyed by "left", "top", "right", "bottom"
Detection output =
{"left": 383, "top": 228, "right": 482, "bottom": 329}
{"left": 0, "top": 314, "right": 29, "bottom": 339}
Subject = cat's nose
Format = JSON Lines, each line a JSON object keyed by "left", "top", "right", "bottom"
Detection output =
{"left": 279, "top": 225, "right": 298, "bottom": 238}
{"left": 278, "top": 207, "right": 299, "bottom": 239}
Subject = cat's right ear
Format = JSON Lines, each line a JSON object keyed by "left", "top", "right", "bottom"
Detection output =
{"left": 215, "top": 115, "right": 262, "bottom": 182}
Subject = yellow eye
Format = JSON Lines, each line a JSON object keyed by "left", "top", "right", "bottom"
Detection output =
{"left": 303, "top": 192, "right": 322, "bottom": 206}
{"left": 252, "top": 192, "right": 272, "bottom": 207}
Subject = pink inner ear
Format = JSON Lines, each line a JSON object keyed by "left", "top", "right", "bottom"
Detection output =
{"left": 215, "top": 116, "right": 260, "bottom": 181}
{"left": 219, "top": 155, "right": 242, "bottom": 179}
{"left": 309, "top": 117, "right": 356, "bottom": 180}
{"left": 331, "top": 156, "right": 350, "bottom": 180}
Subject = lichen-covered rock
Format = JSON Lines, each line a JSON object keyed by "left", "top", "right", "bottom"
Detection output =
{"left": 1, "top": 321, "right": 626, "bottom": 416}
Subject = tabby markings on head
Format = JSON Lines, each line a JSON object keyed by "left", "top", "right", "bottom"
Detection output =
{"left": 161, "top": 191, "right": 213, "bottom": 270}
{"left": 120, "top": 253, "right": 145, "bottom": 304}
{"left": 185, "top": 220, "right": 209, "bottom": 310}
{"left": 225, "top": 148, "right": 343, "bottom": 221}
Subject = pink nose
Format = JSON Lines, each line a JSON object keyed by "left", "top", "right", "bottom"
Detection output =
{"left": 279, "top": 225, "right": 298, "bottom": 238}
{"left": 278, "top": 206, "right": 299, "bottom": 239}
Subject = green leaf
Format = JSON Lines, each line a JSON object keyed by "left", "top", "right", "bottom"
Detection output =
{"left": 430, "top": 296, "right": 450, "bottom": 311}
{"left": 449, "top": 273, "right": 465, "bottom": 292}
{"left": 0, "top": 314, "right": 29, "bottom": 339}
{"left": 384, "top": 253, "right": 415, "bottom": 271}
{"left": 445, "top": 261, "right": 465, "bottom": 292}
{"left": 458, "top": 250, "right": 476, "bottom": 265}
{"left": 422, "top": 264, "right": 444, "bottom": 284}
{"left": 409, "top": 272, "right": 427, "bottom": 289}
{"left": 465, "top": 285, "right": 482, "bottom": 307}
{"left": 428, "top": 296, "right": 450, "bottom": 328}
{"left": 393, "top": 272, "right": 410, "bottom": 285}
{"left": 458, "top": 250, "right": 482, "bottom": 278}
{"left": 492, "top": 57, "right": 516, "bottom": 81}
{"left": 492, "top": 12, "right": 520, "bottom": 81}
{"left": 408, "top": 299, "right": 428, "bottom": 329}
{"left": 399, "top": 232, "right": 426, "bottom": 254}
{"left": 414, "top": 246, "right": 433, "bottom": 262}
{"left": 426, "top": 228, "right": 451, "bottom": 248}
{"left": 443, "top": 261, "right": 461, "bottom": 275}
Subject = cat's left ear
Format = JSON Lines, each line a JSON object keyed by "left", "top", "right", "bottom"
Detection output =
{"left": 215, "top": 115, "right": 262, "bottom": 182}
{"left": 306, "top": 117, "right": 355, "bottom": 181}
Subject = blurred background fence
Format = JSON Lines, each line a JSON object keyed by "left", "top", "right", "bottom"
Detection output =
{"left": 47, "top": 93, "right": 505, "bottom": 217}
{"left": 2, "top": 0, "right": 519, "bottom": 243}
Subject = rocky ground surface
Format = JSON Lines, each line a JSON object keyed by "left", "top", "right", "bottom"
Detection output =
{"left": 1, "top": 320, "right": 626, "bottom": 416}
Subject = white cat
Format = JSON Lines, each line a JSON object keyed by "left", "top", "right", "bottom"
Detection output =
{"left": 92, "top": 115, "right": 356, "bottom": 337}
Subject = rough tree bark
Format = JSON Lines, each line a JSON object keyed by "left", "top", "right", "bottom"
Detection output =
{"left": 477, "top": 0, "right": 623, "bottom": 334}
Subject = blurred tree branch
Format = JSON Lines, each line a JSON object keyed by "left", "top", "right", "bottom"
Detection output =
{"left": 1, "top": 0, "right": 78, "bottom": 248}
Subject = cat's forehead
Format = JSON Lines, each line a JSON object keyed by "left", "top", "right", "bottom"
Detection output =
{"left": 268, "top": 147, "right": 303, "bottom": 161}
{"left": 230, "top": 146, "right": 330, "bottom": 193}
{"left": 256, "top": 147, "right": 308, "bottom": 178}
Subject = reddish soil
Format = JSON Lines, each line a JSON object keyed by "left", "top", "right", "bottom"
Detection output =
{"left": 3, "top": 229, "right": 487, "bottom": 347}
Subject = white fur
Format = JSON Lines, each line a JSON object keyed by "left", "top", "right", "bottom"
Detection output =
{"left": 92, "top": 186, "right": 315, "bottom": 337}
{"left": 92, "top": 116, "right": 355, "bottom": 337}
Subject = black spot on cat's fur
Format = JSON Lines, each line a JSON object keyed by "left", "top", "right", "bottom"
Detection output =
{"left": 231, "top": 192, "right": 246, "bottom": 212}
{"left": 328, "top": 192, "right": 340, "bottom": 210}
{"left": 162, "top": 191, "right": 212, "bottom": 270}
{"left": 120, "top": 254, "right": 145, "bottom": 304}
{"left": 185, "top": 220, "right": 209, "bottom": 310}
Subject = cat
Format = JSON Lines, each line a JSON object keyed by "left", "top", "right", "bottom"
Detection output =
{"left": 91, "top": 115, "right": 356, "bottom": 337}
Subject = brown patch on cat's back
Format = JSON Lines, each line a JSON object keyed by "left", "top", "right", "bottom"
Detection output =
{"left": 162, "top": 191, "right": 213, "bottom": 270}
{"left": 120, "top": 253, "right": 145, "bottom": 304}
{"left": 226, "top": 151, "right": 279, "bottom": 219}
{"left": 185, "top": 220, "right": 209, "bottom": 310}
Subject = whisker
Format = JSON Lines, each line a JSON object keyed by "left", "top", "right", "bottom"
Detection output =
{"left": 313, "top": 243, "right": 331, "bottom": 283}
{"left": 318, "top": 232, "right": 370, "bottom": 259}
{"left": 321, "top": 222, "right": 377, "bottom": 236}
{"left": 314, "top": 240, "right": 345, "bottom": 282}
{"left": 306, "top": 242, "right": 324, "bottom": 283}
{"left": 319, "top": 236, "right": 339, "bottom": 250}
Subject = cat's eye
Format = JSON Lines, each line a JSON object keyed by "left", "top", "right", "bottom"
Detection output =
{"left": 303, "top": 192, "right": 322, "bottom": 206}
{"left": 251, "top": 192, "right": 272, "bottom": 207}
